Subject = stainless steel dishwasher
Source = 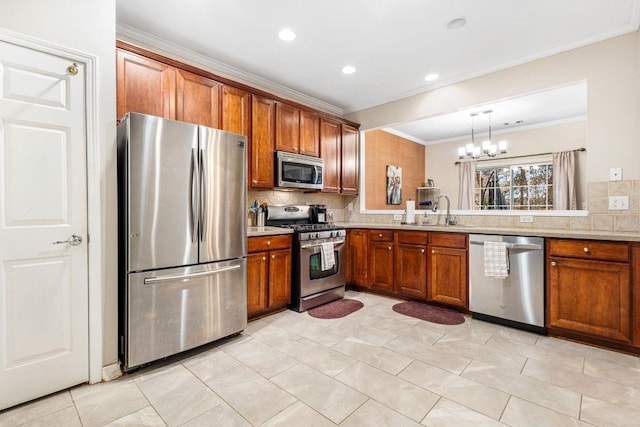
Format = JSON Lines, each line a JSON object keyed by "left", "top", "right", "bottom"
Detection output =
{"left": 469, "top": 234, "right": 545, "bottom": 333}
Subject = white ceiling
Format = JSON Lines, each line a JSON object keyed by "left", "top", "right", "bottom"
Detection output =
{"left": 116, "top": 0, "right": 639, "bottom": 116}
{"left": 388, "top": 82, "right": 588, "bottom": 144}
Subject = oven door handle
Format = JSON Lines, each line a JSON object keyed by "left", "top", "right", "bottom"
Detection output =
{"left": 300, "top": 239, "right": 345, "bottom": 249}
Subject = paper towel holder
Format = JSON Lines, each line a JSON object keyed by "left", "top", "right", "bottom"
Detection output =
{"left": 401, "top": 199, "right": 417, "bottom": 225}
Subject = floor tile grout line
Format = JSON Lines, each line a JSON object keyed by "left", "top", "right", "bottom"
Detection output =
{"left": 129, "top": 376, "right": 171, "bottom": 427}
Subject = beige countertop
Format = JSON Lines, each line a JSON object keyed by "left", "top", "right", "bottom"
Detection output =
{"left": 336, "top": 222, "right": 640, "bottom": 242}
{"left": 247, "top": 226, "right": 294, "bottom": 237}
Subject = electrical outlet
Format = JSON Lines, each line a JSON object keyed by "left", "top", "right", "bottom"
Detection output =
{"left": 609, "top": 167, "right": 622, "bottom": 181}
{"left": 347, "top": 202, "right": 353, "bottom": 212}
{"left": 393, "top": 214, "right": 402, "bottom": 220}
{"left": 609, "top": 196, "right": 629, "bottom": 210}
{"left": 520, "top": 215, "right": 533, "bottom": 223}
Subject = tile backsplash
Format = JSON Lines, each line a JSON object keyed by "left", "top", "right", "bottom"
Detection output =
{"left": 249, "top": 179, "right": 640, "bottom": 233}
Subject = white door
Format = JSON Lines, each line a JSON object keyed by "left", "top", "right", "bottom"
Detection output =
{"left": 0, "top": 40, "right": 88, "bottom": 410}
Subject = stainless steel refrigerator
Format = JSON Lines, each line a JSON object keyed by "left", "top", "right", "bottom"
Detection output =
{"left": 117, "top": 112, "right": 247, "bottom": 370}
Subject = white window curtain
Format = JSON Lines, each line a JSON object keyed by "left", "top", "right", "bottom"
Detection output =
{"left": 458, "top": 161, "right": 476, "bottom": 210}
{"left": 552, "top": 151, "right": 577, "bottom": 210}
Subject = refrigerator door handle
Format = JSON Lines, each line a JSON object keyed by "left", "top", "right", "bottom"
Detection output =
{"left": 199, "top": 148, "right": 207, "bottom": 242}
{"left": 143, "top": 264, "right": 241, "bottom": 285}
{"left": 189, "top": 148, "right": 197, "bottom": 242}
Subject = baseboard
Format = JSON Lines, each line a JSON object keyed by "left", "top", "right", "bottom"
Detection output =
{"left": 102, "top": 362, "right": 123, "bottom": 382}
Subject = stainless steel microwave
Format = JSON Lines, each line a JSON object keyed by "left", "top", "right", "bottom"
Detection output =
{"left": 275, "top": 151, "right": 323, "bottom": 190}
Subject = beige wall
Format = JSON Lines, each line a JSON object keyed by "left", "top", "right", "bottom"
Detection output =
{"left": 347, "top": 32, "right": 640, "bottom": 183}
{"left": 0, "top": 1, "right": 118, "bottom": 365}
{"left": 426, "top": 120, "right": 587, "bottom": 209}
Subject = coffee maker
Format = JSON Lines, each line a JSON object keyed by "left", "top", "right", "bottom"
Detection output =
{"left": 310, "top": 204, "right": 328, "bottom": 224}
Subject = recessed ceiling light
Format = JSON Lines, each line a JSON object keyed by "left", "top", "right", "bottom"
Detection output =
{"left": 446, "top": 17, "right": 467, "bottom": 30}
{"left": 424, "top": 73, "right": 439, "bottom": 82}
{"left": 342, "top": 65, "right": 356, "bottom": 75}
{"left": 278, "top": 28, "right": 296, "bottom": 41}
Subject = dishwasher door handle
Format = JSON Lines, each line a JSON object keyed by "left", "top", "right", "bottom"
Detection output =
{"left": 470, "top": 241, "right": 542, "bottom": 251}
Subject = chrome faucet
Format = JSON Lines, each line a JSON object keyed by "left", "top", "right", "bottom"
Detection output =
{"left": 432, "top": 195, "right": 457, "bottom": 225}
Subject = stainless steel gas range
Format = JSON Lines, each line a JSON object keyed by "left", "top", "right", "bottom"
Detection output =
{"left": 266, "top": 205, "right": 346, "bottom": 312}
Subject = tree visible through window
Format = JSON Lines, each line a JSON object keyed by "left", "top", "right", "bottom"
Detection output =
{"left": 475, "top": 163, "right": 553, "bottom": 210}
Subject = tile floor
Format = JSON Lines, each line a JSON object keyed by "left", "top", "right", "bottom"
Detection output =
{"left": 2, "top": 290, "right": 640, "bottom": 426}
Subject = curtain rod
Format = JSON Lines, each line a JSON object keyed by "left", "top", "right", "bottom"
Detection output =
{"left": 454, "top": 147, "right": 585, "bottom": 165}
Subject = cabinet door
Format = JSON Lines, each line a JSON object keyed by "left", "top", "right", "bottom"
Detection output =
{"left": 341, "top": 124, "right": 359, "bottom": 195}
{"left": 320, "top": 119, "right": 341, "bottom": 193}
{"left": 116, "top": 49, "right": 175, "bottom": 120}
{"left": 275, "top": 103, "right": 300, "bottom": 154}
{"left": 299, "top": 110, "right": 320, "bottom": 157}
{"left": 548, "top": 257, "right": 631, "bottom": 342}
{"left": 369, "top": 242, "right": 394, "bottom": 292}
{"left": 348, "top": 230, "right": 369, "bottom": 287}
{"left": 269, "top": 249, "right": 292, "bottom": 308}
{"left": 250, "top": 95, "right": 275, "bottom": 189}
{"left": 247, "top": 252, "right": 268, "bottom": 317}
{"left": 428, "top": 247, "right": 468, "bottom": 307}
{"left": 395, "top": 244, "right": 427, "bottom": 299}
{"left": 221, "top": 85, "right": 250, "bottom": 136}
{"left": 176, "top": 69, "right": 220, "bottom": 128}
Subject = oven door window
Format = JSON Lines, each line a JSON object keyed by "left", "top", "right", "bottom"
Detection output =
{"left": 308, "top": 251, "right": 339, "bottom": 279}
{"left": 282, "top": 161, "right": 316, "bottom": 184}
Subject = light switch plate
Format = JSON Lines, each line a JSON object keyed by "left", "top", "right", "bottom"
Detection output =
{"left": 520, "top": 215, "right": 533, "bottom": 223}
{"left": 609, "top": 196, "right": 629, "bottom": 210}
{"left": 609, "top": 167, "right": 622, "bottom": 181}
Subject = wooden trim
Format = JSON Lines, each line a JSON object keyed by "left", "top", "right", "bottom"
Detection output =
{"left": 116, "top": 40, "right": 361, "bottom": 128}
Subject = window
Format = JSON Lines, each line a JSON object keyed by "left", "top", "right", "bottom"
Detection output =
{"left": 475, "top": 162, "right": 553, "bottom": 210}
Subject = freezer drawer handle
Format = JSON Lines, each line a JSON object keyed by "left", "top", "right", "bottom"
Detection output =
{"left": 143, "top": 264, "right": 241, "bottom": 285}
{"left": 469, "top": 241, "right": 542, "bottom": 251}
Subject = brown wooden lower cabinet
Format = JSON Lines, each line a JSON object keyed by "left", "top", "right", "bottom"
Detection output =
{"left": 395, "top": 243, "right": 427, "bottom": 299}
{"left": 247, "top": 235, "right": 292, "bottom": 319}
{"left": 547, "top": 253, "right": 631, "bottom": 343}
{"left": 427, "top": 233, "right": 468, "bottom": 308}
{"left": 369, "top": 241, "right": 394, "bottom": 292}
{"left": 347, "top": 229, "right": 369, "bottom": 287}
{"left": 428, "top": 246, "right": 468, "bottom": 307}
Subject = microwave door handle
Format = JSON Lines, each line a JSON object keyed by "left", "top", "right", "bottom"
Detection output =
{"left": 312, "top": 165, "right": 318, "bottom": 184}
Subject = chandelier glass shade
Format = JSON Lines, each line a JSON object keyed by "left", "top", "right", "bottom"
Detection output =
{"left": 458, "top": 110, "right": 507, "bottom": 160}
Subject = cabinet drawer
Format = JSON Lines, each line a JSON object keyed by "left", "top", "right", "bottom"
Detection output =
{"left": 548, "top": 239, "right": 629, "bottom": 262}
{"left": 369, "top": 230, "right": 394, "bottom": 242}
{"left": 429, "top": 232, "right": 467, "bottom": 249}
{"left": 397, "top": 231, "right": 428, "bottom": 245}
{"left": 248, "top": 234, "right": 292, "bottom": 253}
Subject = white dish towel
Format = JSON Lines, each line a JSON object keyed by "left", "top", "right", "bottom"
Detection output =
{"left": 320, "top": 242, "right": 335, "bottom": 271}
{"left": 484, "top": 241, "right": 510, "bottom": 279}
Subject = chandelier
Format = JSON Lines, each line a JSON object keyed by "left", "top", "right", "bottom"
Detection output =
{"left": 458, "top": 110, "right": 507, "bottom": 159}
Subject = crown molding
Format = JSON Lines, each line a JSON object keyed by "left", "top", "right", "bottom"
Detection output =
{"left": 116, "top": 23, "right": 344, "bottom": 117}
{"left": 380, "top": 128, "right": 427, "bottom": 145}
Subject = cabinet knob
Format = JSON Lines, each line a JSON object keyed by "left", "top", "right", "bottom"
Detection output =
{"left": 379, "top": 233, "right": 383, "bottom": 238}
{"left": 271, "top": 254, "right": 275, "bottom": 259}
{"left": 267, "top": 241, "right": 271, "bottom": 246}
{"left": 551, "top": 261, "right": 557, "bottom": 267}
{"left": 583, "top": 247, "right": 589, "bottom": 253}
{"left": 421, "top": 249, "right": 425, "bottom": 253}
{"left": 262, "top": 256, "right": 266, "bottom": 261}
{"left": 388, "top": 246, "right": 392, "bottom": 251}
{"left": 432, "top": 249, "right": 436, "bottom": 254}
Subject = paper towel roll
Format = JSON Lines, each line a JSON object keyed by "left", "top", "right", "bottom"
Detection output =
{"left": 406, "top": 200, "right": 415, "bottom": 224}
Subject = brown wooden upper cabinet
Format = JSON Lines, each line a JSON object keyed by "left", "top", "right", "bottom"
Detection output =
{"left": 116, "top": 49, "right": 176, "bottom": 120}
{"left": 275, "top": 103, "right": 321, "bottom": 157}
{"left": 176, "top": 69, "right": 221, "bottom": 128}
{"left": 320, "top": 119, "right": 341, "bottom": 193}
{"left": 299, "top": 110, "right": 320, "bottom": 157}
{"left": 275, "top": 103, "right": 300, "bottom": 154}
{"left": 251, "top": 95, "right": 275, "bottom": 189}
{"left": 221, "top": 85, "right": 250, "bottom": 137}
{"left": 341, "top": 124, "right": 359, "bottom": 195}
